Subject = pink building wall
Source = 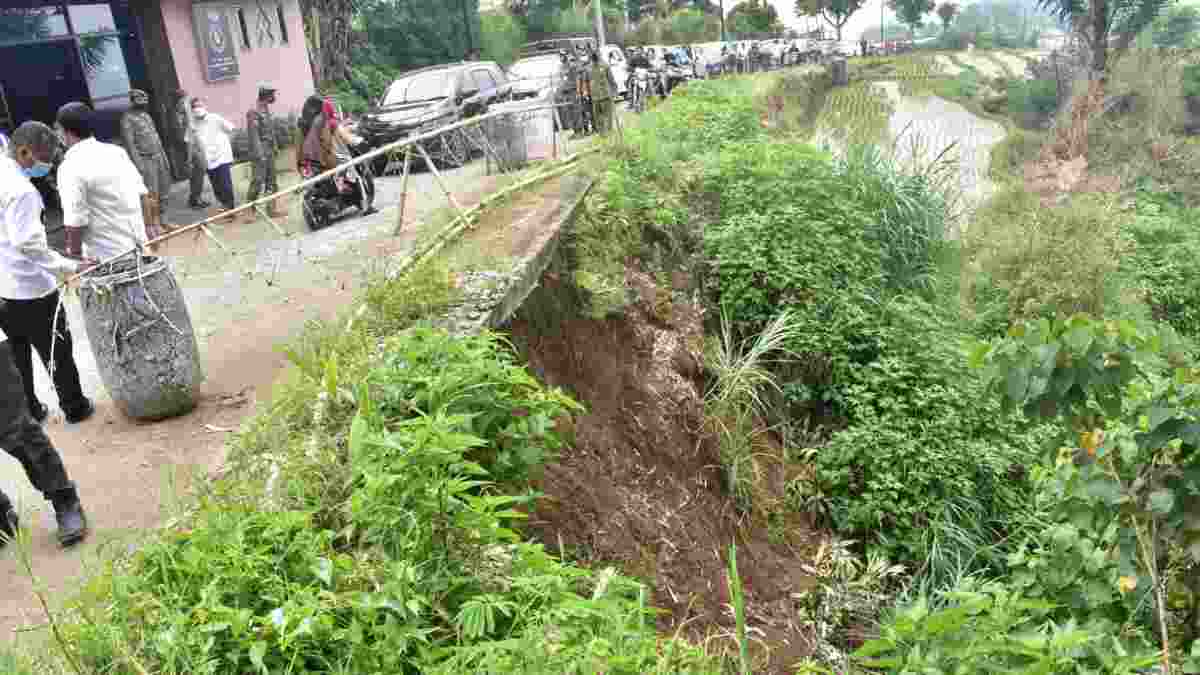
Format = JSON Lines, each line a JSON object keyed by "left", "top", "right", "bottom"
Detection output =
{"left": 160, "top": 0, "right": 314, "bottom": 126}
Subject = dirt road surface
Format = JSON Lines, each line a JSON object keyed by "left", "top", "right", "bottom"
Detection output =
{"left": 0, "top": 134, "right": 585, "bottom": 638}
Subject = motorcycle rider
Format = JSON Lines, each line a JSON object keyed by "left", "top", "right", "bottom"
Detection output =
{"left": 298, "top": 96, "right": 376, "bottom": 216}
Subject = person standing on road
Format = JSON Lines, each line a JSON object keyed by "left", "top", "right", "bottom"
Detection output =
{"left": 190, "top": 98, "right": 237, "bottom": 217}
{"left": 174, "top": 89, "right": 210, "bottom": 210}
{"left": 56, "top": 102, "right": 150, "bottom": 264}
{"left": 0, "top": 121, "right": 96, "bottom": 426}
{"left": 0, "top": 339, "right": 91, "bottom": 547}
{"left": 120, "top": 89, "right": 172, "bottom": 216}
{"left": 589, "top": 51, "right": 616, "bottom": 135}
{"left": 245, "top": 83, "right": 282, "bottom": 221}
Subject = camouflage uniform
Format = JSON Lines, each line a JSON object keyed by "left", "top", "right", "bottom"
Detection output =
{"left": 245, "top": 103, "right": 278, "bottom": 203}
{"left": 175, "top": 92, "right": 208, "bottom": 206}
{"left": 590, "top": 61, "right": 614, "bottom": 135}
{"left": 574, "top": 59, "right": 593, "bottom": 135}
{"left": 121, "top": 89, "right": 172, "bottom": 208}
{"left": 559, "top": 55, "right": 580, "bottom": 133}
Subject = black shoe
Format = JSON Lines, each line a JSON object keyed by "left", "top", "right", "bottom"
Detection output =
{"left": 29, "top": 402, "right": 48, "bottom": 424}
{"left": 0, "top": 508, "right": 17, "bottom": 548}
{"left": 189, "top": 198, "right": 211, "bottom": 209}
{"left": 64, "top": 399, "right": 95, "bottom": 425}
{"left": 51, "top": 492, "right": 88, "bottom": 548}
{"left": 361, "top": 205, "right": 379, "bottom": 216}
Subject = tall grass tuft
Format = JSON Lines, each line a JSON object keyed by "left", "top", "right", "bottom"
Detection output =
{"left": 705, "top": 309, "right": 804, "bottom": 512}
{"left": 835, "top": 141, "right": 954, "bottom": 293}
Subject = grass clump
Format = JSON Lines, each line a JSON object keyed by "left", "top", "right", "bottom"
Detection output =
{"left": 961, "top": 187, "right": 1136, "bottom": 332}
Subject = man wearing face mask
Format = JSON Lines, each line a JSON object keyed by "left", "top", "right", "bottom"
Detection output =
{"left": 0, "top": 123, "right": 92, "bottom": 548}
{"left": 174, "top": 88, "right": 209, "bottom": 210}
{"left": 190, "top": 98, "right": 236, "bottom": 215}
{"left": 120, "top": 90, "right": 172, "bottom": 218}
{"left": 0, "top": 121, "right": 95, "bottom": 427}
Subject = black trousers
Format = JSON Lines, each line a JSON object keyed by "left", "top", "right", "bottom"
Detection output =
{"left": 0, "top": 340, "right": 74, "bottom": 508}
{"left": 0, "top": 292, "right": 88, "bottom": 417}
{"left": 207, "top": 162, "right": 236, "bottom": 210}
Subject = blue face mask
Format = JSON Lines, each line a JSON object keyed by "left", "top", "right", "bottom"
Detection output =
{"left": 21, "top": 161, "right": 52, "bottom": 179}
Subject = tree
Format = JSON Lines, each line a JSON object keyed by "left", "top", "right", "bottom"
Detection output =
{"left": 480, "top": 9, "right": 527, "bottom": 65}
{"left": 1035, "top": 0, "right": 1172, "bottom": 79}
{"left": 886, "top": 0, "right": 935, "bottom": 36}
{"left": 727, "top": 0, "right": 783, "bottom": 36}
{"left": 300, "top": 0, "right": 357, "bottom": 89}
{"left": 795, "top": 0, "right": 867, "bottom": 41}
{"left": 1152, "top": 4, "right": 1200, "bottom": 48}
{"left": 936, "top": 1, "right": 959, "bottom": 33}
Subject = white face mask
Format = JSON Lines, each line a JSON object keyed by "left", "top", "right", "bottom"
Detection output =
{"left": 193, "top": 107, "right": 207, "bottom": 119}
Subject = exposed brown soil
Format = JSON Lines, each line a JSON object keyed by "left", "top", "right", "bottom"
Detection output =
{"left": 506, "top": 267, "right": 822, "bottom": 672}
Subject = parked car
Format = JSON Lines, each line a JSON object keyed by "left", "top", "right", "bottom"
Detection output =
{"left": 507, "top": 54, "right": 568, "bottom": 103}
{"left": 359, "top": 61, "right": 511, "bottom": 174}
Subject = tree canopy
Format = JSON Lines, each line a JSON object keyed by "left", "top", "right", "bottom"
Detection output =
{"left": 728, "top": 0, "right": 784, "bottom": 35}
{"left": 1152, "top": 4, "right": 1200, "bottom": 47}
{"left": 795, "top": 0, "right": 868, "bottom": 40}
{"left": 937, "top": 2, "right": 959, "bottom": 32}
{"left": 887, "top": 0, "right": 936, "bottom": 34}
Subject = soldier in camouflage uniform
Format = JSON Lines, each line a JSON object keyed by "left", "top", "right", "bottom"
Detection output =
{"left": 121, "top": 89, "right": 172, "bottom": 211}
{"left": 245, "top": 82, "right": 282, "bottom": 220}
{"left": 557, "top": 50, "right": 580, "bottom": 134}
{"left": 589, "top": 51, "right": 615, "bottom": 135}
{"left": 573, "top": 53, "right": 593, "bottom": 136}
{"left": 174, "top": 89, "right": 209, "bottom": 209}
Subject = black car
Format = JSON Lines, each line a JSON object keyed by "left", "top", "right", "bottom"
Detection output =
{"left": 359, "top": 61, "right": 512, "bottom": 175}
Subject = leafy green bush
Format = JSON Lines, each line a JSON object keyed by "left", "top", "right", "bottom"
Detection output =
{"left": 963, "top": 187, "right": 1135, "bottom": 329}
{"left": 810, "top": 296, "right": 1045, "bottom": 574}
{"left": 1007, "top": 77, "right": 1059, "bottom": 128}
{"left": 47, "top": 281, "right": 716, "bottom": 673}
{"left": 857, "top": 580, "right": 1159, "bottom": 672}
{"left": 1123, "top": 195, "right": 1200, "bottom": 338}
{"left": 693, "top": 132, "right": 1040, "bottom": 575}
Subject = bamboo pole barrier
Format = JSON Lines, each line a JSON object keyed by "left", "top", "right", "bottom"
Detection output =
{"left": 391, "top": 146, "right": 413, "bottom": 236}
{"left": 60, "top": 100, "right": 575, "bottom": 288}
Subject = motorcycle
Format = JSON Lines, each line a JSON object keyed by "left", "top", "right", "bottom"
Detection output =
{"left": 301, "top": 141, "right": 377, "bottom": 231}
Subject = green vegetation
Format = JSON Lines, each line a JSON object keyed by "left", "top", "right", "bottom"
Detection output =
{"left": 5, "top": 260, "right": 719, "bottom": 674}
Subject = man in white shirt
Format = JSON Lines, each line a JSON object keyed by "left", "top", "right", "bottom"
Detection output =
{"left": 0, "top": 121, "right": 95, "bottom": 425}
{"left": 54, "top": 102, "right": 149, "bottom": 261}
{"left": 0, "top": 121, "right": 93, "bottom": 548}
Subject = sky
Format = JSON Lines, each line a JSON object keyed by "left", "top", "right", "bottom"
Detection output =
{"left": 769, "top": 0, "right": 894, "bottom": 41}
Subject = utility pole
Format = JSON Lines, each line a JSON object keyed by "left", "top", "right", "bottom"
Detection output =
{"left": 593, "top": 0, "right": 606, "bottom": 46}
{"left": 461, "top": 0, "right": 473, "bottom": 54}
{"left": 720, "top": 0, "right": 726, "bottom": 41}
{"left": 880, "top": 0, "right": 885, "bottom": 48}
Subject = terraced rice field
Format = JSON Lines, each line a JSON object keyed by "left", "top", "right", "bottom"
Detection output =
{"left": 953, "top": 50, "right": 1008, "bottom": 78}
{"left": 813, "top": 81, "right": 894, "bottom": 148}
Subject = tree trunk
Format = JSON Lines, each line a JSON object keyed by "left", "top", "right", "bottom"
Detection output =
{"left": 301, "top": 0, "right": 353, "bottom": 90}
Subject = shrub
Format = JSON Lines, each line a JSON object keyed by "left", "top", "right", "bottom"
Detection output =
{"left": 962, "top": 187, "right": 1135, "bottom": 329}
{"left": 857, "top": 580, "right": 1159, "bottom": 672}
{"left": 1007, "top": 77, "right": 1059, "bottom": 127}
{"left": 1122, "top": 195, "right": 1200, "bottom": 337}
{"left": 809, "top": 296, "right": 1045, "bottom": 575}
{"left": 45, "top": 276, "right": 716, "bottom": 673}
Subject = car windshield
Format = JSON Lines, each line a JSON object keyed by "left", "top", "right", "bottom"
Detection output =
{"left": 509, "top": 58, "right": 560, "bottom": 81}
{"left": 382, "top": 72, "right": 453, "bottom": 106}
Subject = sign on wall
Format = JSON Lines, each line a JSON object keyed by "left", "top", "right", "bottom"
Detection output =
{"left": 192, "top": 2, "right": 239, "bottom": 82}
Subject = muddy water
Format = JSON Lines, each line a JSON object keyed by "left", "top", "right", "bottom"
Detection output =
{"left": 873, "top": 81, "right": 1006, "bottom": 236}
